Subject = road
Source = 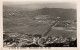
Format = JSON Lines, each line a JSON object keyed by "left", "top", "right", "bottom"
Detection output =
{"left": 42, "top": 21, "right": 59, "bottom": 37}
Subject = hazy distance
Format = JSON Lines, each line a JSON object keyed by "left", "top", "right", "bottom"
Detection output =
{"left": 3, "top": 2, "right": 76, "bottom": 10}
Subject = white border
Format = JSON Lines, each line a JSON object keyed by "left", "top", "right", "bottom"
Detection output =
{"left": 0, "top": 0, "right": 79, "bottom": 50}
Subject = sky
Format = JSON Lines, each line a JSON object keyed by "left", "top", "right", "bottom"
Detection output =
{"left": 3, "top": 0, "right": 77, "bottom": 3}
{"left": 3, "top": 0, "right": 77, "bottom": 9}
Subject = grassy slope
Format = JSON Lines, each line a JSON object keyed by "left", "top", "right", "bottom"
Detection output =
{"left": 3, "top": 6, "right": 77, "bottom": 38}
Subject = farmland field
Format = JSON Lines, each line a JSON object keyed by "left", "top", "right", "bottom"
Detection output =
{"left": 3, "top": 4, "right": 77, "bottom": 38}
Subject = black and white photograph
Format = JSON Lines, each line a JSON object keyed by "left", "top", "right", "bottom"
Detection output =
{"left": 3, "top": 0, "right": 77, "bottom": 47}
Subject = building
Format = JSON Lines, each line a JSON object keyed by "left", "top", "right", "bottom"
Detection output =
{"left": 35, "top": 15, "right": 50, "bottom": 20}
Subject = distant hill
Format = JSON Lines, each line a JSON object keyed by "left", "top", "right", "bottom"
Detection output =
{"left": 35, "top": 8, "right": 76, "bottom": 20}
{"left": 3, "top": 5, "right": 77, "bottom": 20}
